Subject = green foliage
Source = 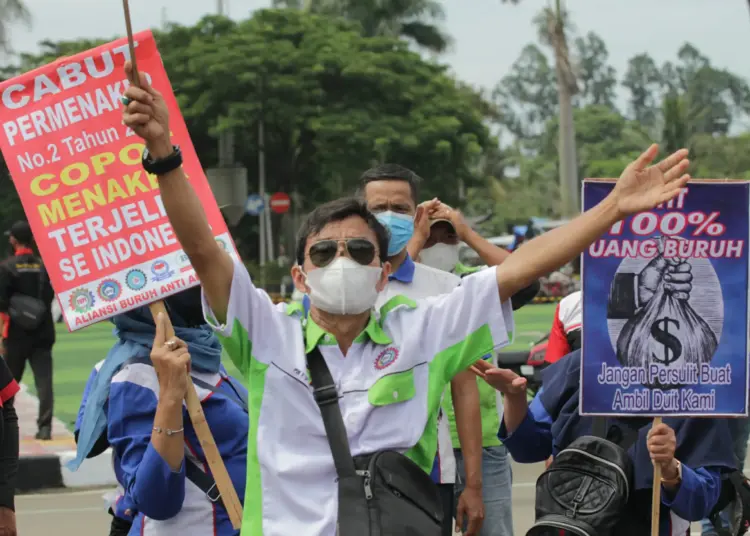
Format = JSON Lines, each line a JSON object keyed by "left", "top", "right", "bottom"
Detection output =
{"left": 273, "top": 0, "right": 450, "bottom": 53}
{"left": 481, "top": 30, "right": 750, "bottom": 236}
{"left": 0, "top": 9, "right": 494, "bottom": 259}
{"left": 0, "top": 0, "right": 31, "bottom": 53}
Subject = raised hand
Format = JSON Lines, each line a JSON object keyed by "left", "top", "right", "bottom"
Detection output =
{"left": 122, "top": 61, "right": 171, "bottom": 155}
{"left": 472, "top": 360, "right": 527, "bottom": 395}
{"left": 610, "top": 144, "right": 690, "bottom": 216}
{"left": 430, "top": 203, "right": 471, "bottom": 241}
{"left": 150, "top": 312, "right": 191, "bottom": 403}
{"left": 413, "top": 198, "right": 441, "bottom": 244}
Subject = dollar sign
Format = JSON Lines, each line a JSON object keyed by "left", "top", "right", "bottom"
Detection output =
{"left": 650, "top": 317, "right": 682, "bottom": 366}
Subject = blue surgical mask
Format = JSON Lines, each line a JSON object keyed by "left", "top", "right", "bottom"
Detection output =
{"left": 376, "top": 211, "right": 414, "bottom": 256}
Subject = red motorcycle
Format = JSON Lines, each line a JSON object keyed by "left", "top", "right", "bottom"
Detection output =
{"left": 495, "top": 333, "right": 551, "bottom": 398}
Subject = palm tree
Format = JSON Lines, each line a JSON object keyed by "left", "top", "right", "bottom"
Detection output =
{"left": 0, "top": 0, "right": 31, "bottom": 54}
{"left": 272, "top": 0, "right": 451, "bottom": 53}
{"left": 536, "top": 0, "right": 579, "bottom": 216}
{"left": 503, "top": 0, "right": 579, "bottom": 216}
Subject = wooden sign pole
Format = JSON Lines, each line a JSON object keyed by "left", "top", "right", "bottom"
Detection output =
{"left": 650, "top": 416, "right": 663, "bottom": 536}
{"left": 120, "top": 0, "right": 243, "bottom": 528}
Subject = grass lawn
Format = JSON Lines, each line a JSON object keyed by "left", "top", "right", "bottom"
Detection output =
{"left": 20, "top": 303, "right": 557, "bottom": 429}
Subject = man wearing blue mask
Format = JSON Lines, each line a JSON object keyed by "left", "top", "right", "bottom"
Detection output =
{"left": 360, "top": 164, "right": 486, "bottom": 536}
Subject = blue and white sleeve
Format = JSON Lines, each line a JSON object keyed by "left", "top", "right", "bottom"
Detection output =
{"left": 497, "top": 389, "right": 554, "bottom": 463}
{"left": 107, "top": 365, "right": 186, "bottom": 520}
{"left": 661, "top": 465, "right": 723, "bottom": 521}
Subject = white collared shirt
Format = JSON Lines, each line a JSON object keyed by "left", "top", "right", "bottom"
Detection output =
{"left": 204, "top": 258, "right": 513, "bottom": 535}
{"left": 376, "top": 261, "right": 464, "bottom": 484}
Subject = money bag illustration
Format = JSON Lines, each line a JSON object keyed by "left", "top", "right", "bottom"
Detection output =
{"left": 615, "top": 260, "right": 718, "bottom": 385}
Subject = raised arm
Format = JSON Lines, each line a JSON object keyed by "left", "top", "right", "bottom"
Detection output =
{"left": 494, "top": 145, "right": 690, "bottom": 302}
{"left": 481, "top": 366, "right": 553, "bottom": 464}
{"left": 108, "top": 374, "right": 186, "bottom": 520}
{"left": 122, "top": 62, "right": 233, "bottom": 323}
{"left": 107, "top": 314, "right": 192, "bottom": 521}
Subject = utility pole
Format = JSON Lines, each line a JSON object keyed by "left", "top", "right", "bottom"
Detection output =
{"left": 258, "top": 115, "right": 267, "bottom": 266}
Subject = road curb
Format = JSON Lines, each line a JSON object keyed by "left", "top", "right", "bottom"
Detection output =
{"left": 16, "top": 384, "right": 117, "bottom": 491}
{"left": 17, "top": 455, "right": 64, "bottom": 492}
{"left": 18, "top": 449, "right": 117, "bottom": 492}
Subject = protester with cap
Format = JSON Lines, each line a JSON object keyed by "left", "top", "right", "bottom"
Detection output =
{"left": 0, "top": 221, "right": 55, "bottom": 441}
{"left": 406, "top": 202, "right": 539, "bottom": 536}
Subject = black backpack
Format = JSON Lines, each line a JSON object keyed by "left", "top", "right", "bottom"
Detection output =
{"left": 527, "top": 418, "right": 644, "bottom": 536}
{"left": 8, "top": 261, "right": 48, "bottom": 331}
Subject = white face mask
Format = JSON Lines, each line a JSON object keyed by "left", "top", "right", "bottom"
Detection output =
{"left": 304, "top": 257, "right": 382, "bottom": 315}
{"left": 419, "top": 243, "right": 460, "bottom": 273}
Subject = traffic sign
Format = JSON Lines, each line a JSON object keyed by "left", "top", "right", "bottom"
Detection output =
{"left": 270, "top": 192, "right": 291, "bottom": 214}
{"left": 245, "top": 194, "right": 265, "bottom": 216}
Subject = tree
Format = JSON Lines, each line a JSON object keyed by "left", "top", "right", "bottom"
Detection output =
{"left": 272, "top": 0, "right": 451, "bottom": 53}
{"left": 573, "top": 32, "right": 617, "bottom": 109}
{"left": 534, "top": 0, "right": 579, "bottom": 216}
{"left": 3, "top": 10, "right": 494, "bottom": 255}
{"left": 622, "top": 53, "right": 663, "bottom": 130}
{"left": 493, "top": 44, "right": 557, "bottom": 140}
{"left": 0, "top": 0, "right": 31, "bottom": 54}
{"left": 484, "top": 34, "right": 750, "bottom": 231}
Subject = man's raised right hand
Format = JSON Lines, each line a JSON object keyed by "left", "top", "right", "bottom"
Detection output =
{"left": 122, "top": 61, "right": 172, "bottom": 158}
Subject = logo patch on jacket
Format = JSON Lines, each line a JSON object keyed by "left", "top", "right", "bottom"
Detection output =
{"left": 374, "top": 347, "right": 399, "bottom": 370}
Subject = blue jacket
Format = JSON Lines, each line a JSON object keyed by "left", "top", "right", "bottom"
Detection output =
{"left": 499, "top": 350, "right": 736, "bottom": 535}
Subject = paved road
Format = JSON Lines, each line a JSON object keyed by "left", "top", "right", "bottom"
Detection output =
{"left": 14, "top": 460, "right": 707, "bottom": 535}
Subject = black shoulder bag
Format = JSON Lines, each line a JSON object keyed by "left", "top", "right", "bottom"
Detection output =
{"left": 307, "top": 346, "right": 443, "bottom": 535}
{"left": 8, "top": 260, "right": 48, "bottom": 331}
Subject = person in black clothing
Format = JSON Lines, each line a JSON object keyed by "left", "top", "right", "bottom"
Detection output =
{"left": 0, "top": 221, "right": 56, "bottom": 440}
{"left": 0, "top": 356, "right": 20, "bottom": 536}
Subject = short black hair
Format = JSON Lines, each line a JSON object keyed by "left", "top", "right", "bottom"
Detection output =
{"left": 359, "top": 164, "right": 421, "bottom": 204}
{"left": 7, "top": 220, "right": 33, "bottom": 245}
{"left": 296, "top": 197, "right": 389, "bottom": 266}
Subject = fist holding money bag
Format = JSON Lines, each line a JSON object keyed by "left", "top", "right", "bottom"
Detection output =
{"left": 615, "top": 248, "right": 718, "bottom": 387}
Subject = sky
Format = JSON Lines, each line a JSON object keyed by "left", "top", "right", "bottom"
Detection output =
{"left": 5, "top": 0, "right": 750, "bottom": 111}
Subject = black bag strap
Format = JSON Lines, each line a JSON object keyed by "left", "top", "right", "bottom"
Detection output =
{"left": 306, "top": 346, "right": 357, "bottom": 479}
{"left": 591, "top": 417, "right": 607, "bottom": 439}
{"left": 591, "top": 416, "right": 650, "bottom": 452}
{"left": 709, "top": 470, "right": 750, "bottom": 535}
{"left": 124, "top": 355, "right": 247, "bottom": 413}
{"left": 184, "top": 451, "right": 223, "bottom": 506}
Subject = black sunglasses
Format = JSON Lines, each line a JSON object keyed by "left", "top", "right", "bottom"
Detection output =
{"left": 308, "top": 238, "right": 377, "bottom": 268}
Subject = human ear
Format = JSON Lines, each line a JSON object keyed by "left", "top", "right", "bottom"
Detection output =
{"left": 375, "top": 262, "right": 392, "bottom": 292}
{"left": 291, "top": 265, "right": 310, "bottom": 294}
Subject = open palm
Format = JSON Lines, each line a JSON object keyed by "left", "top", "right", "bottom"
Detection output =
{"left": 612, "top": 145, "right": 690, "bottom": 216}
{"left": 472, "top": 361, "right": 527, "bottom": 395}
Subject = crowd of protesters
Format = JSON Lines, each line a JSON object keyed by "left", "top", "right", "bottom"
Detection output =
{"left": 0, "top": 57, "right": 746, "bottom": 536}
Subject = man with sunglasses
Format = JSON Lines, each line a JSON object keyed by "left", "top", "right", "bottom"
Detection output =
{"left": 121, "top": 61, "right": 691, "bottom": 535}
